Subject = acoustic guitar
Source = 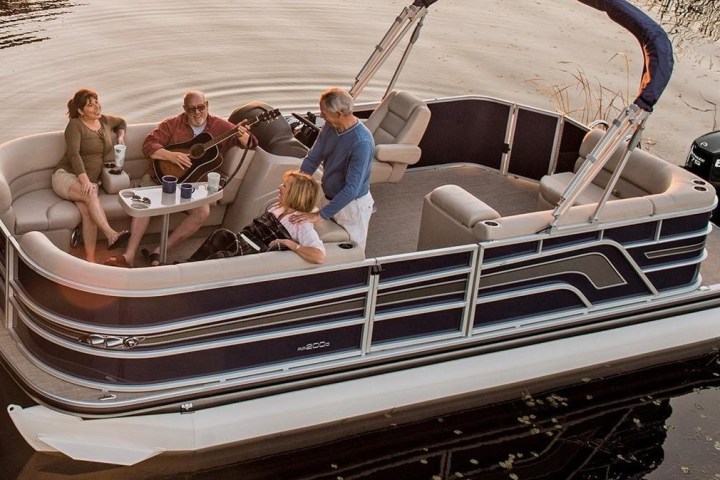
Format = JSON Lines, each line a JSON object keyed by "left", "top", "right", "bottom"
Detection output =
{"left": 153, "top": 109, "right": 280, "bottom": 183}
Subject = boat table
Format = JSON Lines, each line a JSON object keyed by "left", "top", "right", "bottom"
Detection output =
{"left": 117, "top": 183, "right": 223, "bottom": 265}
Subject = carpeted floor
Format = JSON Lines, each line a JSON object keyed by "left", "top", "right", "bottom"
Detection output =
{"left": 366, "top": 165, "right": 540, "bottom": 258}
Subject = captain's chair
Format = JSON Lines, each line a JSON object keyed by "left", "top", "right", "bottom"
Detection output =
{"left": 364, "top": 91, "right": 431, "bottom": 184}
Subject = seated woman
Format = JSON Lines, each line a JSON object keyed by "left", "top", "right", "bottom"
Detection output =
{"left": 268, "top": 170, "right": 326, "bottom": 263}
{"left": 188, "top": 170, "right": 326, "bottom": 264}
{"left": 51, "top": 88, "right": 129, "bottom": 263}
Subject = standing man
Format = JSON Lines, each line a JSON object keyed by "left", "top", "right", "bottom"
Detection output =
{"left": 105, "top": 90, "right": 255, "bottom": 267}
{"left": 292, "top": 87, "right": 374, "bottom": 250}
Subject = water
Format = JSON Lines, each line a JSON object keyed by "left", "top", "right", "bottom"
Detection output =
{"left": 1, "top": 1, "right": 719, "bottom": 478}
{"left": 2, "top": 346, "right": 719, "bottom": 479}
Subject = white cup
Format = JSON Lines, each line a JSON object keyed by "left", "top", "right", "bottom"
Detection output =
{"left": 113, "top": 144, "right": 126, "bottom": 168}
{"left": 207, "top": 172, "right": 221, "bottom": 193}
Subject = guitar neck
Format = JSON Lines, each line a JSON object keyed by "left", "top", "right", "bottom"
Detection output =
{"left": 199, "top": 115, "right": 266, "bottom": 151}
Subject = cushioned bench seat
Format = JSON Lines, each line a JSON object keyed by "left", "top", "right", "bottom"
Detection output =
{"left": 0, "top": 123, "right": 264, "bottom": 251}
{"left": 417, "top": 184, "right": 656, "bottom": 249}
{"left": 418, "top": 140, "right": 716, "bottom": 250}
{"left": 19, "top": 230, "right": 364, "bottom": 291}
{"left": 537, "top": 129, "right": 677, "bottom": 211}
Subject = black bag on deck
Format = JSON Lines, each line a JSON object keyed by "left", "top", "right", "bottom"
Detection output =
{"left": 187, "top": 212, "right": 292, "bottom": 262}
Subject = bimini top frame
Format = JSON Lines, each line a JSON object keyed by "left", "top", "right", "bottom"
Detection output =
{"left": 349, "top": 0, "right": 437, "bottom": 100}
{"left": 550, "top": 0, "right": 674, "bottom": 228}
{"left": 349, "top": 0, "right": 674, "bottom": 232}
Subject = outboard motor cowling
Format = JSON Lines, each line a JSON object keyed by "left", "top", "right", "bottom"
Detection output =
{"left": 685, "top": 130, "right": 720, "bottom": 222}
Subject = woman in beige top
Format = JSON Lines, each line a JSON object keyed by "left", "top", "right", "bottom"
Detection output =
{"left": 51, "top": 88, "right": 129, "bottom": 262}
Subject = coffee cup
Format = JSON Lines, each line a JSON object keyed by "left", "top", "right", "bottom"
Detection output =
{"left": 113, "top": 144, "right": 126, "bottom": 169}
{"left": 162, "top": 175, "right": 178, "bottom": 194}
{"left": 207, "top": 172, "right": 221, "bottom": 193}
{"left": 180, "top": 183, "right": 195, "bottom": 199}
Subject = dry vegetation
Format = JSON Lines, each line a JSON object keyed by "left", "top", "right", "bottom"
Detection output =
{"left": 525, "top": 53, "right": 631, "bottom": 126}
{"left": 529, "top": 0, "right": 719, "bottom": 134}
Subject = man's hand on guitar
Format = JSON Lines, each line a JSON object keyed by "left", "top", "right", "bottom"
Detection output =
{"left": 235, "top": 120, "right": 252, "bottom": 147}
{"left": 164, "top": 150, "right": 193, "bottom": 170}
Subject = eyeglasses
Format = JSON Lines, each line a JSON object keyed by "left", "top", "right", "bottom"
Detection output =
{"left": 121, "top": 191, "right": 151, "bottom": 204}
{"left": 184, "top": 103, "right": 207, "bottom": 113}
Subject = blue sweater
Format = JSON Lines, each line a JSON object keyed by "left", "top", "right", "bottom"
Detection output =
{"left": 300, "top": 120, "right": 374, "bottom": 219}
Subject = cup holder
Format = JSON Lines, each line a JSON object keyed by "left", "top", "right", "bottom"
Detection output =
{"left": 692, "top": 179, "right": 707, "bottom": 186}
{"left": 483, "top": 220, "right": 499, "bottom": 227}
{"left": 338, "top": 242, "right": 354, "bottom": 249}
{"left": 693, "top": 186, "right": 708, "bottom": 192}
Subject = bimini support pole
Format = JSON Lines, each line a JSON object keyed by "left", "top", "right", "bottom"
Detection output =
{"left": 349, "top": 1, "right": 435, "bottom": 100}
{"left": 549, "top": 104, "right": 650, "bottom": 230}
{"left": 543, "top": 0, "right": 673, "bottom": 231}
{"left": 383, "top": 12, "right": 426, "bottom": 98}
{"left": 589, "top": 121, "right": 646, "bottom": 223}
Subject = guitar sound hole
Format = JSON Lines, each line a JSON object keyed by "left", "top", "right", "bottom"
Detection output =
{"left": 189, "top": 144, "right": 205, "bottom": 159}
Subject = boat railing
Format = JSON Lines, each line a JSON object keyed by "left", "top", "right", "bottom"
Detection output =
{"left": 1, "top": 197, "right": 712, "bottom": 405}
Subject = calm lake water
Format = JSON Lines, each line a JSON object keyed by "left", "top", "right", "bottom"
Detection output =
{"left": 1, "top": 1, "right": 719, "bottom": 479}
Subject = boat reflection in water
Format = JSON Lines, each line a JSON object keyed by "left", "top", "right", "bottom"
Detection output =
{"left": 4, "top": 346, "right": 718, "bottom": 479}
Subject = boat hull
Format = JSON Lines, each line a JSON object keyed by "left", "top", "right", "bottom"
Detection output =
{"left": 8, "top": 297, "right": 720, "bottom": 465}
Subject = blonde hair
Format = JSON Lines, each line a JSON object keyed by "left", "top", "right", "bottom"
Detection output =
{"left": 281, "top": 171, "right": 318, "bottom": 213}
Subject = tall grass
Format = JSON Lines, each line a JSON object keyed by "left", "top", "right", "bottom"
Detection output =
{"left": 526, "top": 53, "right": 631, "bottom": 126}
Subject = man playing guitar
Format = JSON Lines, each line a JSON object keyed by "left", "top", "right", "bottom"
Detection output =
{"left": 105, "top": 90, "right": 256, "bottom": 267}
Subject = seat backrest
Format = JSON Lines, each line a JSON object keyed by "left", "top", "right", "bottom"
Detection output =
{"left": 574, "top": 128, "right": 673, "bottom": 198}
{"left": 364, "top": 91, "right": 431, "bottom": 146}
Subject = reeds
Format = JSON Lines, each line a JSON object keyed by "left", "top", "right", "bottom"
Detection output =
{"left": 526, "top": 53, "right": 631, "bottom": 126}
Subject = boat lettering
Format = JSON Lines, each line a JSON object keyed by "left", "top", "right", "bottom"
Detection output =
{"left": 689, "top": 152, "right": 703, "bottom": 166}
{"left": 297, "top": 341, "right": 331, "bottom": 352}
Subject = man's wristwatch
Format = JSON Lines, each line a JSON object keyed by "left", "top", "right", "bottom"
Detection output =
{"left": 294, "top": 243, "right": 301, "bottom": 252}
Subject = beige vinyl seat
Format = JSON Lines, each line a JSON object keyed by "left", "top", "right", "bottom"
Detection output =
{"left": 364, "top": 91, "right": 431, "bottom": 184}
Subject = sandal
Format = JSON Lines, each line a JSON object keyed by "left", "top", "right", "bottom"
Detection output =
{"left": 104, "top": 255, "right": 130, "bottom": 268}
{"left": 141, "top": 248, "right": 162, "bottom": 267}
{"left": 108, "top": 230, "right": 130, "bottom": 250}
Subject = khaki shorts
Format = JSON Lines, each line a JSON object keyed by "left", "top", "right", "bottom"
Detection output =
{"left": 51, "top": 169, "right": 79, "bottom": 200}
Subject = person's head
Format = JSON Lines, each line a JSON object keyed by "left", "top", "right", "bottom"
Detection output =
{"left": 319, "top": 87, "right": 354, "bottom": 129}
{"left": 183, "top": 90, "right": 209, "bottom": 127}
{"left": 67, "top": 88, "right": 100, "bottom": 119}
{"left": 279, "top": 171, "right": 319, "bottom": 213}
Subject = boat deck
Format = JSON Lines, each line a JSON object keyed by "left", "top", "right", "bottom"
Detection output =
{"left": 367, "top": 165, "right": 540, "bottom": 257}
{"left": 3, "top": 161, "right": 720, "bottom": 416}
{"left": 367, "top": 165, "right": 720, "bottom": 287}
{"left": 69, "top": 163, "right": 720, "bottom": 286}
